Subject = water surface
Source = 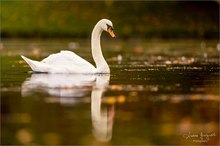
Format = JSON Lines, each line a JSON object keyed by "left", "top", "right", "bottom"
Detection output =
{"left": 1, "top": 38, "right": 219, "bottom": 145}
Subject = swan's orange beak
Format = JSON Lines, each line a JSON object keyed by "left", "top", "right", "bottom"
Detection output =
{"left": 108, "top": 28, "right": 116, "bottom": 38}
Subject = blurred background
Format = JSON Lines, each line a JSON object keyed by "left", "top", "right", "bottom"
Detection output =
{"left": 1, "top": 0, "right": 219, "bottom": 39}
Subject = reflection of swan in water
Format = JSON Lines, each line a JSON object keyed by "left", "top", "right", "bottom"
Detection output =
{"left": 21, "top": 74, "right": 114, "bottom": 142}
{"left": 22, "top": 74, "right": 96, "bottom": 104}
{"left": 91, "top": 74, "right": 114, "bottom": 142}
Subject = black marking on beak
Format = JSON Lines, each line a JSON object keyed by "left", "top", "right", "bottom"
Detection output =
{"left": 107, "top": 24, "right": 114, "bottom": 31}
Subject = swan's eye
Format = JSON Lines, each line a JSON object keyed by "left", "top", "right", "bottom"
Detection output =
{"left": 107, "top": 24, "right": 113, "bottom": 30}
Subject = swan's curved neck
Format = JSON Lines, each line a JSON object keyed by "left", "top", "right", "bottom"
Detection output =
{"left": 91, "top": 23, "right": 110, "bottom": 73}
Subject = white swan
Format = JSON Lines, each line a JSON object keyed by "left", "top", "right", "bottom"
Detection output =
{"left": 21, "top": 19, "right": 115, "bottom": 74}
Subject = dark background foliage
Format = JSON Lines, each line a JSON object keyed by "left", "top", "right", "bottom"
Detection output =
{"left": 1, "top": 1, "right": 219, "bottom": 38}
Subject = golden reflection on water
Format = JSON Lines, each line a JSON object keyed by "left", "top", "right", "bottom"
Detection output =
{"left": 1, "top": 73, "right": 218, "bottom": 145}
{"left": 16, "top": 128, "right": 33, "bottom": 145}
{"left": 18, "top": 72, "right": 219, "bottom": 145}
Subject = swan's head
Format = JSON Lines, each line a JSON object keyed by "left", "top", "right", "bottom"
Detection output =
{"left": 99, "top": 19, "right": 116, "bottom": 38}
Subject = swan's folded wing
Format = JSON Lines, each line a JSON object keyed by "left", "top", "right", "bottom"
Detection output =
{"left": 41, "top": 50, "right": 96, "bottom": 73}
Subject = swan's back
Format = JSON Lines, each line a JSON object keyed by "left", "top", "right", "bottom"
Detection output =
{"left": 22, "top": 51, "right": 96, "bottom": 73}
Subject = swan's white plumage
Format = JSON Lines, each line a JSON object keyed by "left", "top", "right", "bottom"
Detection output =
{"left": 21, "top": 19, "right": 115, "bottom": 74}
{"left": 22, "top": 51, "right": 96, "bottom": 73}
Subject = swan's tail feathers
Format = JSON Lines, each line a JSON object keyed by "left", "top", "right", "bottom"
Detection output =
{"left": 21, "top": 55, "right": 49, "bottom": 73}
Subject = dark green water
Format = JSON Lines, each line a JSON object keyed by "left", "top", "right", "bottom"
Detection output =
{"left": 1, "top": 39, "right": 219, "bottom": 145}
